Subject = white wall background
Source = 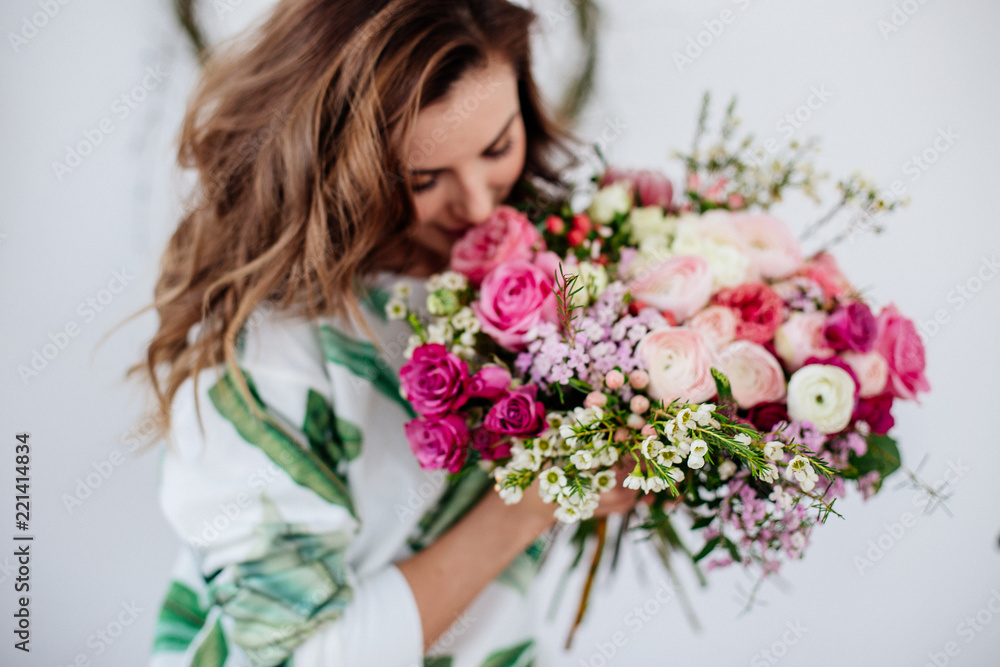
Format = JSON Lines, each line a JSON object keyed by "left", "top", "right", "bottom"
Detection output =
{"left": 1, "top": 0, "right": 998, "bottom": 665}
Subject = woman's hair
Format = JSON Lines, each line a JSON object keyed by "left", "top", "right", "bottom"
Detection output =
{"left": 124, "top": 0, "right": 581, "bottom": 446}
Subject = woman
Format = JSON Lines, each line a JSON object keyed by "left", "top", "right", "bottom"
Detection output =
{"left": 132, "top": 1, "right": 644, "bottom": 665}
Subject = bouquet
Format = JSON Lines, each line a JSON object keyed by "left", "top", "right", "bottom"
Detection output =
{"left": 389, "top": 94, "right": 930, "bottom": 637}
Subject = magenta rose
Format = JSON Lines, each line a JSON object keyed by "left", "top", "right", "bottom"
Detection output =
{"left": 874, "top": 304, "right": 930, "bottom": 401}
{"left": 400, "top": 344, "right": 470, "bottom": 416}
{"left": 450, "top": 205, "right": 543, "bottom": 286}
{"left": 601, "top": 167, "right": 674, "bottom": 209}
{"left": 471, "top": 426, "right": 512, "bottom": 461}
{"left": 484, "top": 384, "right": 546, "bottom": 437}
{"left": 711, "top": 282, "right": 785, "bottom": 345}
{"left": 466, "top": 366, "right": 512, "bottom": 400}
{"left": 853, "top": 393, "right": 895, "bottom": 435}
{"left": 824, "top": 302, "right": 877, "bottom": 353}
{"left": 472, "top": 257, "right": 558, "bottom": 351}
{"left": 404, "top": 414, "right": 470, "bottom": 473}
{"left": 748, "top": 402, "right": 790, "bottom": 432}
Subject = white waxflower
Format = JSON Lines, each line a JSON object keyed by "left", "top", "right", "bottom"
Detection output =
{"left": 452, "top": 345, "right": 475, "bottom": 360}
{"left": 662, "top": 419, "right": 680, "bottom": 443}
{"left": 693, "top": 403, "right": 718, "bottom": 426}
{"left": 645, "top": 475, "right": 670, "bottom": 493}
{"left": 441, "top": 271, "right": 468, "bottom": 291}
{"left": 594, "top": 470, "right": 616, "bottom": 492}
{"left": 569, "top": 450, "right": 595, "bottom": 470}
{"left": 733, "top": 433, "right": 752, "bottom": 447}
{"left": 763, "top": 441, "right": 785, "bottom": 462}
{"left": 758, "top": 463, "right": 780, "bottom": 484}
{"left": 640, "top": 436, "right": 665, "bottom": 461}
{"left": 458, "top": 330, "right": 476, "bottom": 347}
{"left": 451, "top": 307, "right": 476, "bottom": 331}
{"left": 385, "top": 299, "right": 407, "bottom": 320}
{"left": 499, "top": 485, "right": 524, "bottom": 505}
{"left": 674, "top": 437, "right": 692, "bottom": 457}
{"left": 404, "top": 334, "right": 421, "bottom": 359}
{"left": 597, "top": 446, "right": 619, "bottom": 466}
{"left": 665, "top": 466, "right": 685, "bottom": 483}
{"left": 558, "top": 424, "right": 577, "bottom": 440}
{"left": 425, "top": 274, "right": 444, "bottom": 292}
{"left": 391, "top": 282, "right": 411, "bottom": 299}
{"left": 426, "top": 321, "right": 453, "bottom": 345}
{"left": 769, "top": 486, "right": 794, "bottom": 510}
{"left": 555, "top": 505, "right": 581, "bottom": 524}
{"left": 539, "top": 467, "right": 568, "bottom": 498}
{"left": 689, "top": 439, "right": 709, "bottom": 459}
{"left": 686, "top": 455, "right": 706, "bottom": 470}
{"left": 790, "top": 533, "right": 806, "bottom": 550}
{"left": 546, "top": 413, "right": 566, "bottom": 430}
{"left": 623, "top": 463, "right": 645, "bottom": 491}
{"left": 656, "top": 445, "right": 683, "bottom": 466}
{"left": 674, "top": 408, "right": 695, "bottom": 432}
{"left": 535, "top": 436, "right": 555, "bottom": 457}
{"left": 787, "top": 455, "right": 819, "bottom": 492}
{"left": 718, "top": 459, "right": 737, "bottom": 480}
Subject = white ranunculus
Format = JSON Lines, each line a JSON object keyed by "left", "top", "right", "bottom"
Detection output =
{"left": 786, "top": 364, "right": 857, "bottom": 434}
{"left": 627, "top": 206, "right": 673, "bottom": 244}
{"left": 588, "top": 182, "right": 634, "bottom": 224}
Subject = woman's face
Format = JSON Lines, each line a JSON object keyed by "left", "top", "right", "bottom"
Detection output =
{"left": 403, "top": 57, "right": 527, "bottom": 274}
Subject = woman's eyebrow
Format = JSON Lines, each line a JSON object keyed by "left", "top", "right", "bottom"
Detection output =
{"left": 410, "top": 111, "right": 519, "bottom": 176}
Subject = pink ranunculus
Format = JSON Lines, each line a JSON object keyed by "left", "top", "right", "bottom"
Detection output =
{"left": 404, "top": 414, "right": 470, "bottom": 473}
{"left": 711, "top": 282, "right": 785, "bottom": 345}
{"left": 628, "top": 255, "right": 713, "bottom": 324}
{"left": 636, "top": 328, "right": 718, "bottom": 403}
{"left": 730, "top": 213, "right": 804, "bottom": 280}
{"left": 450, "top": 205, "right": 543, "bottom": 285}
{"left": 465, "top": 365, "right": 512, "bottom": 400}
{"left": 874, "top": 304, "right": 930, "bottom": 401}
{"left": 798, "top": 252, "right": 851, "bottom": 302}
{"left": 400, "top": 344, "right": 470, "bottom": 416}
{"left": 484, "top": 384, "right": 546, "bottom": 437}
{"left": 824, "top": 302, "right": 877, "bottom": 353}
{"left": 841, "top": 350, "right": 889, "bottom": 399}
{"left": 717, "top": 341, "right": 787, "bottom": 409}
{"left": 472, "top": 258, "right": 558, "bottom": 351}
{"left": 688, "top": 305, "right": 739, "bottom": 350}
{"left": 601, "top": 167, "right": 674, "bottom": 210}
{"left": 774, "top": 312, "right": 835, "bottom": 372}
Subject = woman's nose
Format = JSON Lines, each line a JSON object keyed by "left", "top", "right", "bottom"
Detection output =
{"left": 450, "top": 169, "right": 494, "bottom": 225}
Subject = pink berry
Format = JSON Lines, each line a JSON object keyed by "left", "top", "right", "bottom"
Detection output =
{"left": 628, "top": 370, "right": 650, "bottom": 390}
{"left": 630, "top": 395, "right": 650, "bottom": 415}
{"left": 584, "top": 391, "right": 608, "bottom": 409}
{"left": 604, "top": 370, "right": 625, "bottom": 390}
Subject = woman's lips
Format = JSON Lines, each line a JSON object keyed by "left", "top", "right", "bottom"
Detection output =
{"left": 441, "top": 225, "right": 472, "bottom": 240}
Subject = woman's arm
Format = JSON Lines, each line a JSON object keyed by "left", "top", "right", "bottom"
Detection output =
{"left": 397, "top": 469, "right": 642, "bottom": 651}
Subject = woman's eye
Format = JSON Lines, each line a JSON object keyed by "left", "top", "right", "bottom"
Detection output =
{"left": 411, "top": 179, "right": 436, "bottom": 193}
{"left": 484, "top": 139, "right": 513, "bottom": 159}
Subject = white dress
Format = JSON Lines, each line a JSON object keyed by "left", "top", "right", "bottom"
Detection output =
{"left": 149, "top": 273, "right": 549, "bottom": 667}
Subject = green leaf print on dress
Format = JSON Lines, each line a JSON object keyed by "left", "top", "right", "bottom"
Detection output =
{"left": 152, "top": 580, "right": 209, "bottom": 653}
{"left": 480, "top": 639, "right": 535, "bottom": 667}
{"left": 208, "top": 366, "right": 356, "bottom": 517}
{"left": 302, "top": 388, "right": 362, "bottom": 469}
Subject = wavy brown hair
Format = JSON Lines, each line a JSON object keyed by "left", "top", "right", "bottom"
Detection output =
{"left": 122, "top": 0, "right": 582, "bottom": 446}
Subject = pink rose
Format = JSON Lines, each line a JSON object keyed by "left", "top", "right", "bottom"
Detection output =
{"left": 471, "top": 426, "right": 511, "bottom": 460}
{"left": 774, "top": 312, "right": 835, "bottom": 371}
{"left": 688, "top": 305, "right": 739, "bottom": 350}
{"left": 601, "top": 167, "right": 674, "bottom": 209}
{"left": 484, "top": 384, "right": 546, "bottom": 437}
{"left": 636, "top": 328, "right": 718, "bottom": 403}
{"left": 465, "top": 366, "right": 512, "bottom": 400}
{"left": 824, "top": 302, "right": 877, "bottom": 353}
{"left": 874, "top": 304, "right": 930, "bottom": 401}
{"left": 717, "top": 341, "right": 787, "bottom": 409}
{"left": 748, "top": 402, "right": 790, "bottom": 432}
{"left": 711, "top": 282, "right": 785, "bottom": 345}
{"left": 400, "top": 344, "right": 469, "bottom": 416}
{"left": 405, "top": 414, "right": 470, "bottom": 473}
{"left": 472, "top": 257, "right": 558, "bottom": 351}
{"left": 450, "top": 205, "right": 543, "bottom": 285}
{"left": 628, "top": 255, "right": 713, "bottom": 324}
{"left": 841, "top": 351, "right": 888, "bottom": 398}
{"left": 730, "top": 213, "right": 803, "bottom": 280}
{"left": 797, "top": 252, "right": 851, "bottom": 302}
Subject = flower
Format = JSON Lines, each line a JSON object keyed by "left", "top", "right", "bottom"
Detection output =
{"left": 797, "top": 251, "right": 850, "bottom": 302}
{"left": 748, "top": 402, "right": 790, "bottom": 432}
{"left": 787, "top": 455, "right": 819, "bottom": 492}
{"left": 688, "top": 305, "right": 738, "bottom": 350}
{"left": 730, "top": 213, "right": 804, "bottom": 280}
{"left": 450, "top": 205, "right": 542, "bottom": 285}
{"left": 466, "top": 366, "right": 512, "bottom": 400}
{"left": 874, "top": 304, "right": 930, "bottom": 401}
{"left": 471, "top": 426, "right": 510, "bottom": 460}
{"left": 628, "top": 255, "right": 713, "bottom": 324}
{"left": 824, "top": 302, "right": 878, "bottom": 353}
{"left": 623, "top": 463, "right": 645, "bottom": 490}
{"left": 588, "top": 182, "right": 633, "bottom": 224}
{"left": 711, "top": 282, "right": 785, "bottom": 345}
{"left": 763, "top": 441, "right": 784, "bottom": 461}
{"left": 774, "top": 312, "right": 835, "bottom": 372}
{"left": 626, "top": 206, "right": 674, "bottom": 245}
{"left": 786, "top": 363, "right": 857, "bottom": 434}
{"left": 636, "top": 328, "right": 718, "bottom": 403}
{"left": 385, "top": 299, "right": 407, "bottom": 320}
{"left": 400, "top": 344, "right": 470, "bottom": 416}
{"left": 718, "top": 459, "right": 737, "bottom": 480}
{"left": 594, "top": 469, "right": 616, "bottom": 492}
{"left": 602, "top": 166, "right": 674, "bottom": 209}
{"left": 404, "top": 414, "right": 470, "bottom": 473}
{"left": 472, "top": 256, "right": 558, "bottom": 351}
{"left": 484, "top": 384, "right": 547, "bottom": 437}
{"left": 717, "top": 340, "right": 787, "bottom": 409}
{"left": 853, "top": 393, "right": 895, "bottom": 435}
{"left": 841, "top": 350, "right": 889, "bottom": 398}
{"left": 569, "top": 450, "right": 595, "bottom": 469}
{"left": 759, "top": 463, "right": 780, "bottom": 484}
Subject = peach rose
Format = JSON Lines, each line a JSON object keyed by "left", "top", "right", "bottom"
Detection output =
{"left": 636, "top": 328, "right": 718, "bottom": 404}
{"left": 730, "top": 213, "right": 803, "bottom": 280}
{"left": 841, "top": 351, "right": 889, "bottom": 399}
{"left": 688, "top": 305, "right": 738, "bottom": 350}
{"left": 774, "top": 312, "right": 835, "bottom": 372}
{"left": 628, "top": 255, "right": 713, "bottom": 324}
{"left": 717, "top": 341, "right": 787, "bottom": 409}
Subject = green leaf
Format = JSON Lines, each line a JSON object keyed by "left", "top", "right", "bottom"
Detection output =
{"left": 850, "top": 434, "right": 901, "bottom": 480}
{"left": 693, "top": 536, "right": 721, "bottom": 563}
{"left": 152, "top": 580, "right": 208, "bottom": 653}
{"left": 480, "top": 639, "right": 534, "bottom": 667}
{"left": 691, "top": 515, "right": 714, "bottom": 530}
